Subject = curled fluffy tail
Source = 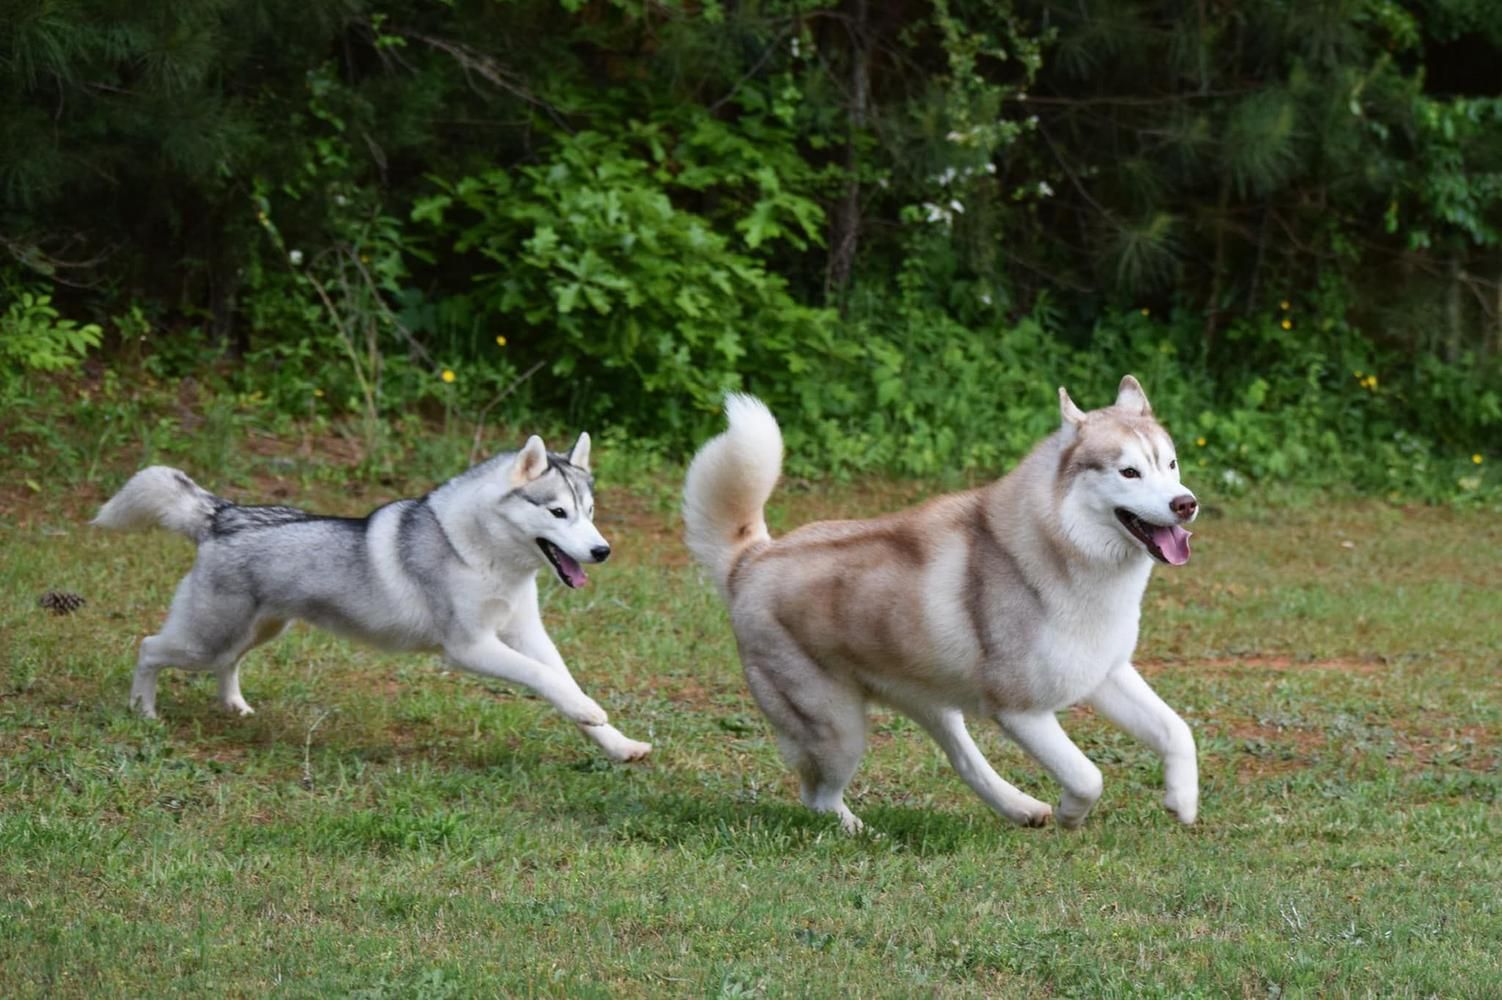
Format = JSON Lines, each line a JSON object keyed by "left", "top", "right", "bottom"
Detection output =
{"left": 683, "top": 394, "right": 784, "bottom": 594}
{"left": 92, "top": 466, "right": 221, "bottom": 543}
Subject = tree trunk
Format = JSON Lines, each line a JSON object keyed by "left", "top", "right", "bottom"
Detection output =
{"left": 1446, "top": 255, "right": 1463, "bottom": 363}
{"left": 825, "top": 0, "right": 870, "bottom": 307}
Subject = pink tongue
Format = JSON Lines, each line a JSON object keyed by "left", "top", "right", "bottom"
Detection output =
{"left": 1153, "top": 525, "right": 1192, "bottom": 566}
{"left": 556, "top": 550, "right": 588, "bottom": 588}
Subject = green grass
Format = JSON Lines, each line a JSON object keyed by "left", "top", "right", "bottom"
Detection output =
{"left": 2, "top": 457, "right": 1499, "bottom": 998}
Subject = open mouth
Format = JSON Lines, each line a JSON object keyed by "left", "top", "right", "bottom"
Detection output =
{"left": 537, "top": 539, "right": 588, "bottom": 588}
{"left": 1114, "top": 509, "right": 1192, "bottom": 566}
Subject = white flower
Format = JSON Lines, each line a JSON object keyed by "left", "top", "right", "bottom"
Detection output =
{"left": 1037, "top": 181, "right": 1054, "bottom": 197}
{"left": 949, "top": 199, "right": 964, "bottom": 214}
{"left": 334, "top": 194, "right": 348, "bottom": 207}
{"left": 923, "top": 202, "right": 946, "bottom": 224}
{"left": 790, "top": 36, "right": 800, "bottom": 57}
{"left": 288, "top": 249, "right": 304, "bottom": 266}
{"left": 981, "top": 292, "right": 993, "bottom": 305}
{"left": 984, "top": 162, "right": 997, "bottom": 174}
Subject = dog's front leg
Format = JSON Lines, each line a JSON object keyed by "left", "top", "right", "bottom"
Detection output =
{"left": 995, "top": 710, "right": 1104, "bottom": 828}
{"left": 446, "top": 637, "right": 608, "bottom": 726}
{"left": 1085, "top": 662, "right": 1198, "bottom": 824}
{"left": 505, "top": 615, "right": 652, "bottom": 764}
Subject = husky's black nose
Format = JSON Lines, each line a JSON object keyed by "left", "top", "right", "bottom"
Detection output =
{"left": 1170, "top": 494, "right": 1198, "bottom": 520}
{"left": 591, "top": 545, "right": 612, "bottom": 563}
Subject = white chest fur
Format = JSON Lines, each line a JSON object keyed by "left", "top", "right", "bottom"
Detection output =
{"left": 1024, "top": 562, "right": 1151, "bottom": 709}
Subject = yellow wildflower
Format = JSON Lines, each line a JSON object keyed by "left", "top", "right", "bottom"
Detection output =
{"left": 1195, "top": 437, "right": 1207, "bottom": 447}
{"left": 1140, "top": 308, "right": 1150, "bottom": 317}
{"left": 1280, "top": 318, "right": 1292, "bottom": 331}
{"left": 441, "top": 369, "right": 456, "bottom": 384}
{"left": 1365, "top": 375, "right": 1378, "bottom": 390}
{"left": 313, "top": 388, "right": 324, "bottom": 398}
{"left": 1474, "top": 454, "right": 1484, "bottom": 465}
{"left": 496, "top": 335, "right": 508, "bottom": 347}
{"left": 1279, "top": 299, "right": 1290, "bottom": 311}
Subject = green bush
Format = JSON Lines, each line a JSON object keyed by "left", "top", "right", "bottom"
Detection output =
{"left": 418, "top": 127, "right": 837, "bottom": 439}
{"left": 1, "top": 285, "right": 102, "bottom": 376}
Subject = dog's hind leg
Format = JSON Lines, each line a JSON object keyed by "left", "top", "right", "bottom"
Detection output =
{"left": 1085, "top": 662, "right": 1198, "bottom": 824}
{"left": 994, "top": 710, "right": 1103, "bottom": 829}
{"left": 132, "top": 632, "right": 222, "bottom": 719}
{"left": 894, "top": 703, "right": 1053, "bottom": 828}
{"left": 213, "top": 618, "right": 287, "bottom": 717}
{"left": 130, "top": 637, "right": 172, "bottom": 718}
{"left": 132, "top": 581, "right": 263, "bottom": 719}
{"left": 742, "top": 635, "right": 868, "bottom": 834}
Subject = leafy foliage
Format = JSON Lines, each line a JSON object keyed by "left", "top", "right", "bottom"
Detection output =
{"left": 0, "top": 284, "right": 102, "bottom": 374}
{"left": 0, "top": 0, "right": 1498, "bottom": 498}
{"left": 418, "top": 122, "right": 836, "bottom": 436}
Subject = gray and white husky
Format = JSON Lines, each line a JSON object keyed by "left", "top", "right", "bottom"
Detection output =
{"left": 93, "top": 434, "right": 651, "bottom": 762}
{"left": 682, "top": 376, "right": 1198, "bottom": 831}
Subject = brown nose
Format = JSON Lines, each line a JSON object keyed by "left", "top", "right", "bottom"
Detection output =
{"left": 1170, "top": 494, "right": 1198, "bottom": 520}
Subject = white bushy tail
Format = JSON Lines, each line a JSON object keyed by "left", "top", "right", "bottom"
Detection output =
{"left": 92, "top": 466, "right": 219, "bottom": 543}
{"left": 682, "top": 394, "right": 784, "bottom": 594}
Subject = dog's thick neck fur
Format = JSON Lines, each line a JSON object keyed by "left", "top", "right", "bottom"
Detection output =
{"left": 428, "top": 455, "right": 530, "bottom": 579}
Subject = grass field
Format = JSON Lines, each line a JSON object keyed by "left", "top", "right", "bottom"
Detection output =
{"left": 2, "top": 453, "right": 1499, "bottom": 998}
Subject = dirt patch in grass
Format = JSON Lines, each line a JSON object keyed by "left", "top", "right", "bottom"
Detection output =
{"left": 242, "top": 427, "right": 368, "bottom": 468}
{"left": 1214, "top": 713, "right": 1497, "bottom": 782}
{"left": 1209, "top": 717, "right": 1328, "bottom": 783}
{"left": 655, "top": 676, "right": 723, "bottom": 711}
{"left": 1392, "top": 720, "right": 1497, "bottom": 768}
{"left": 0, "top": 483, "right": 104, "bottom": 527}
{"left": 599, "top": 490, "right": 690, "bottom": 568}
{"left": 1219, "top": 718, "right": 1326, "bottom": 747}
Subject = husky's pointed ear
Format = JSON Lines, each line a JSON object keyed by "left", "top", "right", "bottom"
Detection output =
{"left": 1115, "top": 374, "right": 1152, "bottom": 416}
{"left": 567, "top": 431, "right": 591, "bottom": 473}
{"left": 1059, "top": 386, "right": 1087, "bottom": 432}
{"left": 511, "top": 435, "right": 549, "bottom": 486}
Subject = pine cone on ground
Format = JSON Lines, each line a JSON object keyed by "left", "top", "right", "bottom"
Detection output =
{"left": 38, "top": 591, "right": 87, "bottom": 616}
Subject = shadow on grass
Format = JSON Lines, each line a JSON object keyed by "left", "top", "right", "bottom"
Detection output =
{"left": 603, "top": 790, "right": 1001, "bottom": 857}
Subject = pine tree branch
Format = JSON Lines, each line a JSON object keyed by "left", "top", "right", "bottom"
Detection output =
{"left": 1, "top": 235, "right": 116, "bottom": 288}
{"left": 1014, "top": 90, "right": 1254, "bottom": 108}
{"left": 709, "top": 28, "right": 792, "bottom": 115}
{"left": 400, "top": 31, "right": 574, "bottom": 132}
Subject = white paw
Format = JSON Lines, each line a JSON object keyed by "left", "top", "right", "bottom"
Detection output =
{"left": 1007, "top": 798, "right": 1053, "bottom": 828}
{"left": 605, "top": 738, "right": 652, "bottom": 763}
{"left": 838, "top": 810, "right": 865, "bottom": 836}
{"left": 1163, "top": 787, "right": 1198, "bottom": 825}
{"left": 222, "top": 700, "right": 255, "bottom": 717}
{"left": 1057, "top": 794, "right": 1097, "bottom": 830}
{"left": 584, "top": 723, "right": 651, "bottom": 762}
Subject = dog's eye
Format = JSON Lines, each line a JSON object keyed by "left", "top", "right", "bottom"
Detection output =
{"left": 1169, "top": 458, "right": 1177, "bottom": 470}
{"left": 1120, "top": 467, "right": 1140, "bottom": 479}
{"left": 549, "top": 507, "right": 567, "bottom": 519}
